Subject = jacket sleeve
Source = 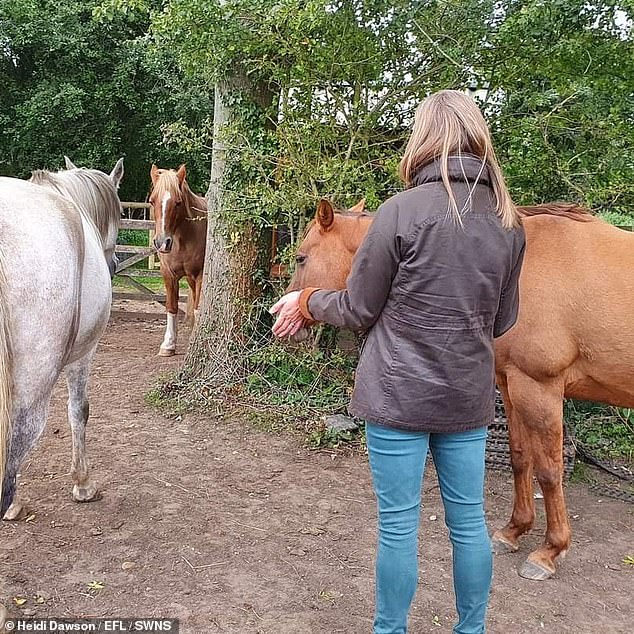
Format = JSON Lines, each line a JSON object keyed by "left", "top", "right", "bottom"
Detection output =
{"left": 299, "top": 204, "right": 401, "bottom": 331}
{"left": 494, "top": 232, "right": 526, "bottom": 338}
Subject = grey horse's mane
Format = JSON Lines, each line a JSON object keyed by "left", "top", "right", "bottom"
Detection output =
{"left": 30, "top": 168, "right": 121, "bottom": 245}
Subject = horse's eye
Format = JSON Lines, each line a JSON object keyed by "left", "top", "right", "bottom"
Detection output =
{"left": 295, "top": 254, "right": 307, "bottom": 265}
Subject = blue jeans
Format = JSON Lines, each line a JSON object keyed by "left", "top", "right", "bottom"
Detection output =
{"left": 366, "top": 423, "right": 492, "bottom": 634}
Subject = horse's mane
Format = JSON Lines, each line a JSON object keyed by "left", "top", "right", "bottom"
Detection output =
{"left": 517, "top": 203, "right": 596, "bottom": 223}
{"left": 152, "top": 170, "right": 207, "bottom": 219}
{"left": 30, "top": 168, "right": 121, "bottom": 244}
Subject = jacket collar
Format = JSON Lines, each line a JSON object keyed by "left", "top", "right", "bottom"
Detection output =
{"left": 411, "top": 154, "right": 491, "bottom": 189}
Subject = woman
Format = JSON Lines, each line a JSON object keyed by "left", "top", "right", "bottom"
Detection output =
{"left": 270, "top": 90, "right": 525, "bottom": 634}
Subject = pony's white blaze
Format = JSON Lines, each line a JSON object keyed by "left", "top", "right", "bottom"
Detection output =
{"left": 161, "top": 191, "right": 171, "bottom": 235}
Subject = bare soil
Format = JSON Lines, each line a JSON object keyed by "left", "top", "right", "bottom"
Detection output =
{"left": 1, "top": 311, "right": 632, "bottom": 634}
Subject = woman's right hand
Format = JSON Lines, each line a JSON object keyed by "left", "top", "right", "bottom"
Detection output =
{"left": 270, "top": 291, "right": 308, "bottom": 338}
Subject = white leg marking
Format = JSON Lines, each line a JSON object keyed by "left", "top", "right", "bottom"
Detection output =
{"left": 161, "top": 312, "right": 178, "bottom": 352}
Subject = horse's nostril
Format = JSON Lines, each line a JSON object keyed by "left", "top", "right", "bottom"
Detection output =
{"left": 165, "top": 237, "right": 173, "bottom": 249}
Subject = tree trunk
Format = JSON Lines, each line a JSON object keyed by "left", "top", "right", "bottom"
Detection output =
{"left": 181, "top": 80, "right": 275, "bottom": 384}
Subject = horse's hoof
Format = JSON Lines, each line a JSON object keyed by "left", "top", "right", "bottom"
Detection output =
{"left": 2, "top": 501, "right": 27, "bottom": 521}
{"left": 518, "top": 558, "right": 555, "bottom": 581}
{"left": 158, "top": 347, "right": 175, "bottom": 357}
{"left": 72, "top": 482, "right": 101, "bottom": 503}
{"left": 491, "top": 532, "right": 519, "bottom": 554}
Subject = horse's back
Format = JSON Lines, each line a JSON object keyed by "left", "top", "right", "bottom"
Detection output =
{"left": 0, "top": 177, "right": 85, "bottom": 400}
{"left": 496, "top": 215, "right": 634, "bottom": 405}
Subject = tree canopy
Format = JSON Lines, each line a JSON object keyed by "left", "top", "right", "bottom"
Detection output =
{"left": 0, "top": 0, "right": 212, "bottom": 199}
{"left": 148, "top": 0, "right": 633, "bottom": 232}
{"left": 2, "top": 0, "right": 631, "bottom": 216}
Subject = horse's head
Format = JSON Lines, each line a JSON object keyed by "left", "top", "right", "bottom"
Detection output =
{"left": 149, "top": 164, "right": 188, "bottom": 254}
{"left": 286, "top": 197, "right": 370, "bottom": 293}
{"left": 284, "top": 197, "right": 370, "bottom": 342}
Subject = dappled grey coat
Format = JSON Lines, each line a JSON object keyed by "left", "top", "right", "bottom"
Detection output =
{"left": 299, "top": 156, "right": 525, "bottom": 433}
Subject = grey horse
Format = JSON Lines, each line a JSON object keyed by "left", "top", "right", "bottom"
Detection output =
{"left": 0, "top": 157, "right": 123, "bottom": 520}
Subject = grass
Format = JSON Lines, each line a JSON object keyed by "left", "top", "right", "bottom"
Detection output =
{"left": 113, "top": 275, "right": 190, "bottom": 293}
{"left": 565, "top": 400, "right": 634, "bottom": 462}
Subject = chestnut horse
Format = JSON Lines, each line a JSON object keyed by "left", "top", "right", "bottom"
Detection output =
{"left": 287, "top": 198, "right": 634, "bottom": 581}
{"left": 149, "top": 164, "right": 207, "bottom": 356}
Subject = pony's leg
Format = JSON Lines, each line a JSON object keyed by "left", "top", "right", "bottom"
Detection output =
{"left": 497, "top": 374, "right": 569, "bottom": 580}
{"left": 184, "top": 276, "right": 196, "bottom": 327}
{"left": 2, "top": 402, "right": 49, "bottom": 520}
{"left": 159, "top": 276, "right": 180, "bottom": 356}
{"left": 520, "top": 391, "right": 570, "bottom": 581}
{"left": 66, "top": 348, "right": 100, "bottom": 503}
{"left": 491, "top": 374, "right": 536, "bottom": 553}
{"left": 194, "top": 272, "right": 203, "bottom": 323}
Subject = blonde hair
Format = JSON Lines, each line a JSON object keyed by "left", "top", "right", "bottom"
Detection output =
{"left": 399, "top": 90, "right": 519, "bottom": 229}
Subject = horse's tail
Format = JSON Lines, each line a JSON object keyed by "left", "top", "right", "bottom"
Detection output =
{"left": 517, "top": 203, "right": 596, "bottom": 223}
{"left": 0, "top": 248, "right": 13, "bottom": 513}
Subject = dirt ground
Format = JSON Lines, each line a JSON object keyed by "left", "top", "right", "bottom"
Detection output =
{"left": 1, "top": 308, "right": 632, "bottom": 634}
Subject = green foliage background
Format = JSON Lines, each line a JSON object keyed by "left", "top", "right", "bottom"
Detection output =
{"left": 0, "top": 0, "right": 212, "bottom": 199}
{"left": 148, "top": 0, "right": 634, "bottom": 239}
{"left": 2, "top": 0, "right": 632, "bottom": 217}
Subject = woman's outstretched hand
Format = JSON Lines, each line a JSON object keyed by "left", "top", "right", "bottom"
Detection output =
{"left": 270, "top": 291, "right": 308, "bottom": 338}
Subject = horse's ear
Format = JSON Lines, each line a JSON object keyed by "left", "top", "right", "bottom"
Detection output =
{"left": 109, "top": 158, "right": 124, "bottom": 190}
{"left": 316, "top": 199, "right": 335, "bottom": 232}
{"left": 64, "top": 156, "right": 78, "bottom": 170}
{"left": 150, "top": 164, "right": 160, "bottom": 185}
{"left": 348, "top": 198, "right": 366, "bottom": 214}
{"left": 176, "top": 164, "right": 187, "bottom": 186}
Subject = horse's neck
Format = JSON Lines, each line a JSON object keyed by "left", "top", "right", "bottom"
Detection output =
{"left": 171, "top": 199, "right": 207, "bottom": 243}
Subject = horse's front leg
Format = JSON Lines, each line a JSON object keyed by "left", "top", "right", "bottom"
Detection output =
{"left": 194, "top": 271, "right": 204, "bottom": 324}
{"left": 184, "top": 275, "right": 196, "bottom": 328}
{"left": 159, "top": 275, "right": 180, "bottom": 356}
{"left": 66, "top": 349, "right": 100, "bottom": 503}
{"left": 492, "top": 375, "right": 536, "bottom": 553}
{"left": 521, "top": 401, "right": 570, "bottom": 581}
{"left": 498, "top": 375, "right": 569, "bottom": 580}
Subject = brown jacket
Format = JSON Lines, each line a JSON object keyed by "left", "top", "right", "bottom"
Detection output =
{"left": 300, "top": 156, "right": 525, "bottom": 433}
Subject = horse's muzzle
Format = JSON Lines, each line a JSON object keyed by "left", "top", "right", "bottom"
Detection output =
{"left": 288, "top": 327, "right": 311, "bottom": 343}
{"left": 108, "top": 254, "right": 119, "bottom": 279}
{"left": 154, "top": 236, "right": 173, "bottom": 254}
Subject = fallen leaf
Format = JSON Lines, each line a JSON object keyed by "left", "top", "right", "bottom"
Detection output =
{"left": 318, "top": 590, "right": 342, "bottom": 602}
{"left": 623, "top": 555, "right": 634, "bottom": 566}
{"left": 87, "top": 581, "right": 104, "bottom": 591}
{"left": 13, "top": 597, "right": 27, "bottom": 606}
{"left": 35, "top": 596, "right": 45, "bottom": 604}
{"left": 25, "top": 513, "right": 36, "bottom": 523}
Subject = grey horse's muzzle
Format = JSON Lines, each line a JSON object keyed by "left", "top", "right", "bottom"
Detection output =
{"left": 109, "top": 254, "right": 119, "bottom": 279}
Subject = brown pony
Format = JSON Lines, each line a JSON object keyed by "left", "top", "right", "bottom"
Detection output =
{"left": 149, "top": 164, "right": 207, "bottom": 356}
{"left": 287, "top": 198, "right": 634, "bottom": 581}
